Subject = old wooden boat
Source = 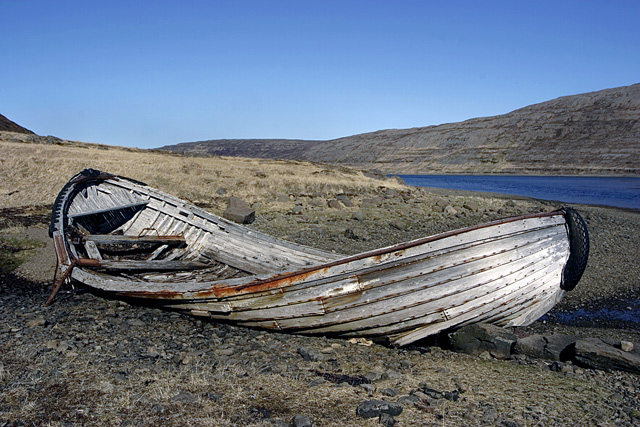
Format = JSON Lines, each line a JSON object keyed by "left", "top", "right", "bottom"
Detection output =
{"left": 48, "top": 169, "right": 589, "bottom": 346}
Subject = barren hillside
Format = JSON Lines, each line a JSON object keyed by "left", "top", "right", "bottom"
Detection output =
{"left": 162, "top": 84, "right": 640, "bottom": 175}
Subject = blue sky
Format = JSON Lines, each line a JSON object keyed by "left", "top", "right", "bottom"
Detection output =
{"left": 2, "top": 0, "right": 638, "bottom": 148}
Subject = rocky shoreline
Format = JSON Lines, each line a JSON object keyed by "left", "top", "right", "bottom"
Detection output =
{"left": 1, "top": 186, "right": 639, "bottom": 426}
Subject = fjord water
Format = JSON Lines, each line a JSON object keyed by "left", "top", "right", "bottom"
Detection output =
{"left": 398, "top": 175, "right": 640, "bottom": 210}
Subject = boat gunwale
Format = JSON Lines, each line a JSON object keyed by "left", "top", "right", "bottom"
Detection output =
{"left": 54, "top": 169, "right": 568, "bottom": 299}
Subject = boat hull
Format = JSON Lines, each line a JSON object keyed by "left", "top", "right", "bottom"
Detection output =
{"left": 49, "top": 169, "right": 589, "bottom": 346}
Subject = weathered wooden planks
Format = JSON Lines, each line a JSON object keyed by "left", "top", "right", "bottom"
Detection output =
{"left": 51, "top": 169, "right": 588, "bottom": 346}
{"left": 84, "top": 234, "right": 186, "bottom": 245}
{"left": 77, "top": 258, "right": 210, "bottom": 271}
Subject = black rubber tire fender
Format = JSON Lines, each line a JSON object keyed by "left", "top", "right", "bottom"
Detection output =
{"left": 560, "top": 207, "right": 589, "bottom": 291}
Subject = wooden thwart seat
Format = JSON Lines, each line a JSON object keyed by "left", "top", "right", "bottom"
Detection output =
{"left": 76, "top": 258, "right": 209, "bottom": 271}
{"left": 84, "top": 234, "right": 187, "bottom": 245}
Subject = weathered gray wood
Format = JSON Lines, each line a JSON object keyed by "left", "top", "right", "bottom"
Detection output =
{"left": 80, "top": 259, "right": 210, "bottom": 271}
{"left": 84, "top": 234, "right": 186, "bottom": 245}
{"left": 84, "top": 240, "right": 102, "bottom": 260}
{"left": 68, "top": 201, "right": 148, "bottom": 219}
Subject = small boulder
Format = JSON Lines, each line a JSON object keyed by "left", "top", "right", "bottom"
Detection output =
{"left": 336, "top": 194, "right": 353, "bottom": 207}
{"left": 379, "top": 413, "right": 397, "bottom": 427}
{"left": 447, "top": 323, "right": 517, "bottom": 359}
{"left": 389, "top": 220, "right": 406, "bottom": 231}
{"left": 297, "top": 347, "right": 323, "bottom": 362}
{"left": 463, "top": 201, "right": 480, "bottom": 212}
{"left": 443, "top": 205, "right": 458, "bottom": 215}
{"left": 292, "top": 414, "right": 313, "bottom": 427}
{"left": 515, "top": 334, "right": 547, "bottom": 359}
{"left": 544, "top": 333, "right": 577, "bottom": 361}
{"left": 223, "top": 207, "right": 255, "bottom": 224}
{"left": 621, "top": 341, "right": 634, "bottom": 352}
{"left": 573, "top": 338, "right": 640, "bottom": 374}
{"left": 223, "top": 197, "right": 255, "bottom": 224}
{"left": 289, "top": 206, "right": 304, "bottom": 215}
{"left": 515, "top": 333, "right": 577, "bottom": 361}
{"left": 352, "top": 211, "right": 365, "bottom": 221}
{"left": 328, "top": 199, "right": 342, "bottom": 209}
{"left": 356, "top": 400, "right": 403, "bottom": 419}
{"left": 344, "top": 228, "right": 370, "bottom": 241}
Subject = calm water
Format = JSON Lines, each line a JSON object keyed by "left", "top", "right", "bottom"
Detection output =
{"left": 397, "top": 175, "right": 640, "bottom": 210}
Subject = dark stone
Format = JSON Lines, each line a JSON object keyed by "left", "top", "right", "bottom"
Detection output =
{"left": 573, "top": 338, "right": 640, "bottom": 374}
{"left": 223, "top": 206, "right": 255, "bottom": 224}
{"left": 418, "top": 384, "right": 443, "bottom": 399}
{"left": 389, "top": 220, "right": 406, "bottom": 230}
{"left": 227, "top": 196, "right": 249, "bottom": 209}
{"left": 380, "top": 388, "right": 399, "bottom": 397}
{"left": 384, "top": 188, "right": 399, "bottom": 199}
{"left": 215, "top": 187, "right": 227, "bottom": 195}
{"left": 297, "top": 347, "right": 323, "bottom": 362}
{"left": 356, "top": 400, "right": 403, "bottom": 419}
{"left": 362, "top": 197, "right": 384, "bottom": 207}
{"left": 171, "top": 391, "right": 197, "bottom": 403}
{"left": 336, "top": 194, "right": 353, "bottom": 207}
{"left": 378, "top": 413, "right": 397, "bottom": 427}
{"left": 515, "top": 334, "right": 547, "bottom": 359}
{"left": 315, "top": 371, "right": 370, "bottom": 385}
{"left": 443, "top": 390, "right": 459, "bottom": 401}
{"left": 344, "top": 228, "right": 370, "bottom": 241}
{"left": 544, "top": 333, "right": 577, "bottom": 361}
{"left": 328, "top": 199, "right": 342, "bottom": 209}
{"left": 463, "top": 201, "right": 480, "bottom": 212}
{"left": 223, "top": 197, "right": 255, "bottom": 224}
{"left": 292, "top": 414, "right": 313, "bottom": 427}
{"left": 289, "top": 206, "right": 304, "bottom": 215}
{"left": 447, "top": 324, "right": 517, "bottom": 359}
{"left": 352, "top": 211, "right": 365, "bottom": 221}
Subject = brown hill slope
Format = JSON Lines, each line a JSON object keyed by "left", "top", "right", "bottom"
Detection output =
{"left": 162, "top": 84, "right": 640, "bottom": 175}
{"left": 0, "top": 113, "right": 34, "bottom": 134}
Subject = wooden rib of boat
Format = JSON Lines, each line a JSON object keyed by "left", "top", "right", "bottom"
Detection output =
{"left": 48, "top": 169, "right": 589, "bottom": 346}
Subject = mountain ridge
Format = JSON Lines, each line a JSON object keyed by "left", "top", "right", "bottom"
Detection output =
{"left": 161, "top": 84, "right": 640, "bottom": 175}
{"left": 0, "top": 113, "right": 34, "bottom": 134}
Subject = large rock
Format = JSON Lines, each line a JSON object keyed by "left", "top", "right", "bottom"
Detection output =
{"left": 447, "top": 324, "right": 517, "bottom": 359}
{"left": 515, "top": 334, "right": 547, "bottom": 359}
{"left": 573, "top": 338, "right": 640, "bottom": 374}
{"left": 515, "top": 333, "right": 577, "bottom": 361}
{"left": 223, "top": 197, "right": 255, "bottom": 224}
{"left": 544, "top": 333, "right": 577, "bottom": 361}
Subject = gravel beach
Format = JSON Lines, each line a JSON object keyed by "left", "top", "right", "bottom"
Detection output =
{"left": 1, "top": 186, "right": 639, "bottom": 426}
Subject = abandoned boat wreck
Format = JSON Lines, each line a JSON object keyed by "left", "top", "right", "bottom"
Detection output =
{"left": 49, "top": 169, "right": 589, "bottom": 346}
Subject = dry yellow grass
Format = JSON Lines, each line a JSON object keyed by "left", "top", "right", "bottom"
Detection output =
{"left": 0, "top": 134, "right": 405, "bottom": 210}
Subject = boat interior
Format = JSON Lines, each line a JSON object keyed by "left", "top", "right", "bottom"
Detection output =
{"left": 63, "top": 177, "right": 341, "bottom": 283}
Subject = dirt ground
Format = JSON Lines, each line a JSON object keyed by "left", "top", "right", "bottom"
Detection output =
{"left": 1, "top": 189, "right": 639, "bottom": 426}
